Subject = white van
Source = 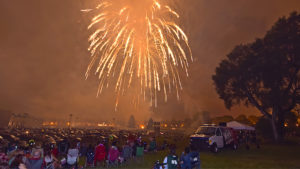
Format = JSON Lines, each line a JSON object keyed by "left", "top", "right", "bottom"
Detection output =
{"left": 190, "top": 125, "right": 238, "bottom": 153}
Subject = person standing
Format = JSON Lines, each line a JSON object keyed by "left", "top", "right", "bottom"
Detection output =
{"left": 180, "top": 147, "right": 191, "bottom": 169}
{"left": 148, "top": 137, "right": 157, "bottom": 152}
{"left": 86, "top": 144, "right": 95, "bottom": 167}
{"left": 78, "top": 143, "right": 87, "bottom": 168}
{"left": 121, "top": 142, "right": 132, "bottom": 162}
{"left": 107, "top": 141, "right": 120, "bottom": 165}
{"left": 94, "top": 141, "right": 106, "bottom": 167}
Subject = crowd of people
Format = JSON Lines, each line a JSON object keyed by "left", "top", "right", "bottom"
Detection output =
{"left": 0, "top": 128, "right": 202, "bottom": 169}
{"left": 0, "top": 134, "right": 159, "bottom": 169}
{"left": 237, "top": 130, "right": 260, "bottom": 149}
{"left": 153, "top": 145, "right": 201, "bottom": 169}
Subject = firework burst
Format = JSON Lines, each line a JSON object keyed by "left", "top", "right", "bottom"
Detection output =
{"left": 84, "top": 0, "right": 192, "bottom": 108}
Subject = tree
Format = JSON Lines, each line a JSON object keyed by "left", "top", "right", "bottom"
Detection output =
{"left": 183, "top": 117, "right": 192, "bottom": 128}
{"left": 128, "top": 115, "right": 136, "bottom": 128}
{"left": 235, "top": 114, "right": 251, "bottom": 125}
{"left": 201, "top": 111, "right": 212, "bottom": 124}
{"left": 212, "top": 115, "right": 234, "bottom": 125}
{"left": 191, "top": 112, "right": 202, "bottom": 126}
{"left": 147, "top": 118, "right": 154, "bottom": 129}
{"left": 248, "top": 115, "right": 260, "bottom": 125}
{"left": 284, "top": 111, "right": 298, "bottom": 132}
{"left": 256, "top": 117, "right": 274, "bottom": 139}
{"left": 213, "top": 12, "right": 300, "bottom": 141}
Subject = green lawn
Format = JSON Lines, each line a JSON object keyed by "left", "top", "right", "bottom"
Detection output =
{"left": 200, "top": 144, "right": 300, "bottom": 169}
{"left": 110, "top": 143, "right": 300, "bottom": 169}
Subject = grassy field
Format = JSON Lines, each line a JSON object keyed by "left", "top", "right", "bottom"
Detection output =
{"left": 111, "top": 142, "right": 300, "bottom": 169}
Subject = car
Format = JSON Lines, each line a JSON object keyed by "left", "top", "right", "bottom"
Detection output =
{"left": 190, "top": 124, "right": 238, "bottom": 153}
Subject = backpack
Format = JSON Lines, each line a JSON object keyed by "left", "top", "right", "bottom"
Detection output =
{"left": 167, "top": 155, "right": 178, "bottom": 169}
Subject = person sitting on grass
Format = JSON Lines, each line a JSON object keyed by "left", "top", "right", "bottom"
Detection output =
{"left": 163, "top": 146, "right": 178, "bottom": 169}
{"left": 27, "top": 149, "right": 43, "bottom": 169}
{"left": 66, "top": 143, "right": 79, "bottom": 168}
{"left": 189, "top": 145, "right": 200, "bottom": 169}
{"left": 10, "top": 154, "right": 27, "bottom": 169}
{"left": 44, "top": 149, "right": 59, "bottom": 169}
{"left": 50, "top": 145, "right": 58, "bottom": 159}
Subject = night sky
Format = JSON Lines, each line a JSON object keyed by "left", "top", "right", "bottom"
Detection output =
{"left": 0, "top": 0, "right": 300, "bottom": 122}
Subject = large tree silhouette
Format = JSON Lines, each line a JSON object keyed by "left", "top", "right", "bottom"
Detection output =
{"left": 213, "top": 12, "right": 300, "bottom": 141}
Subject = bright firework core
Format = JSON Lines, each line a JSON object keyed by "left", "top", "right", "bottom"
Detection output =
{"left": 84, "top": 0, "right": 192, "bottom": 109}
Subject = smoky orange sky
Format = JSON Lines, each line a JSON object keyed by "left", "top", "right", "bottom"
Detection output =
{"left": 0, "top": 0, "right": 300, "bottom": 122}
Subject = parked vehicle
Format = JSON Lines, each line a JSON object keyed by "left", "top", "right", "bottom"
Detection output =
{"left": 190, "top": 124, "right": 238, "bottom": 153}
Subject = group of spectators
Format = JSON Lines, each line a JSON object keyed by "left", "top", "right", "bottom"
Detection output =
{"left": 0, "top": 134, "right": 159, "bottom": 169}
{"left": 154, "top": 144, "right": 201, "bottom": 169}
{"left": 237, "top": 130, "right": 260, "bottom": 149}
{"left": 0, "top": 128, "right": 203, "bottom": 169}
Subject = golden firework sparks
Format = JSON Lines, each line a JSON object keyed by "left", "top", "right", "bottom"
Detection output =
{"left": 84, "top": 0, "right": 192, "bottom": 109}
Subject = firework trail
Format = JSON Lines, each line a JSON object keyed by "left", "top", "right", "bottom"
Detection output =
{"left": 83, "top": 0, "right": 192, "bottom": 109}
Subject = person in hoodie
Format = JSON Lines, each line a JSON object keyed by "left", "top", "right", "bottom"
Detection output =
{"left": 94, "top": 141, "right": 106, "bottom": 167}
{"left": 107, "top": 141, "right": 120, "bottom": 164}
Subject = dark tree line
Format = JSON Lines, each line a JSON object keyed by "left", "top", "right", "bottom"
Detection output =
{"left": 128, "top": 115, "right": 136, "bottom": 128}
{"left": 213, "top": 12, "right": 300, "bottom": 141}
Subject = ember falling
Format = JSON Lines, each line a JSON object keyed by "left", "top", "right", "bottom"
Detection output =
{"left": 84, "top": 0, "right": 192, "bottom": 109}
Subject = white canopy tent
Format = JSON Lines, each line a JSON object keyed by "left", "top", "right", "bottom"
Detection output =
{"left": 227, "top": 121, "right": 255, "bottom": 131}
